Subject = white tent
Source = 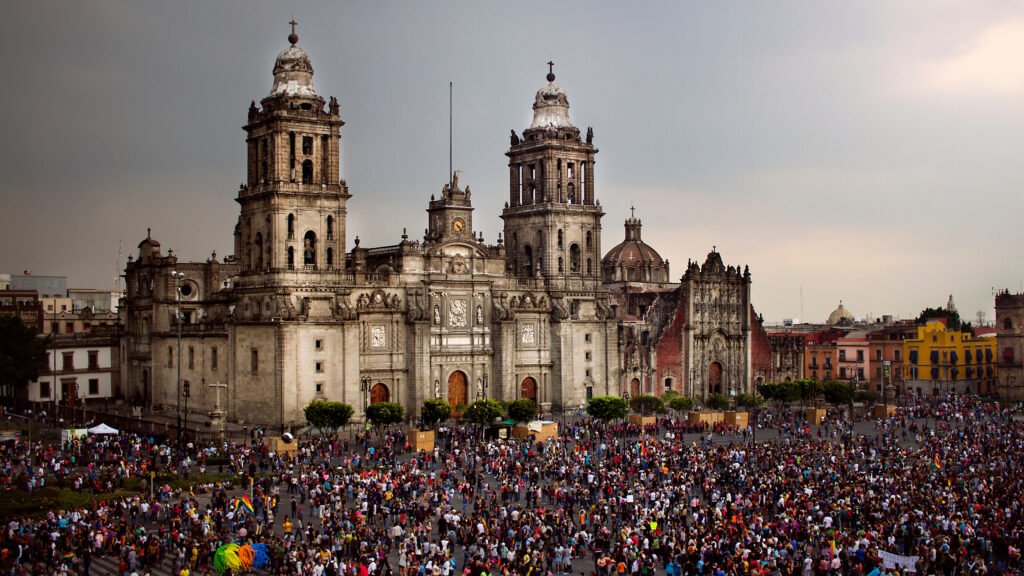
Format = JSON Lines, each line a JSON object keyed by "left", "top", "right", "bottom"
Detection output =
{"left": 88, "top": 423, "right": 119, "bottom": 435}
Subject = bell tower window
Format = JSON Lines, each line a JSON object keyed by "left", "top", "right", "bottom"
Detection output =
{"left": 524, "top": 245, "right": 534, "bottom": 277}
{"left": 326, "top": 215, "right": 334, "bottom": 240}
{"left": 287, "top": 214, "right": 295, "bottom": 239}
{"left": 302, "top": 136, "right": 313, "bottom": 155}
{"left": 569, "top": 244, "right": 581, "bottom": 274}
{"left": 326, "top": 247, "right": 334, "bottom": 270}
{"left": 289, "top": 132, "right": 297, "bottom": 181}
{"left": 287, "top": 246, "right": 295, "bottom": 270}
{"left": 303, "top": 231, "right": 317, "bottom": 268}
{"left": 302, "top": 160, "right": 313, "bottom": 184}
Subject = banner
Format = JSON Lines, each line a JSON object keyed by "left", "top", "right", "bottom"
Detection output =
{"left": 878, "top": 550, "right": 919, "bottom": 573}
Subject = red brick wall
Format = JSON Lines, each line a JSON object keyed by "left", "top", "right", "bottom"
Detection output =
{"left": 750, "top": 305, "right": 772, "bottom": 385}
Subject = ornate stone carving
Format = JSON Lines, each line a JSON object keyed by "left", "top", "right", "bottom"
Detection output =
{"left": 449, "top": 300, "right": 467, "bottom": 328}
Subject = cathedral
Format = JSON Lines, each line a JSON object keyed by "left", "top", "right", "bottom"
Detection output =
{"left": 121, "top": 27, "right": 771, "bottom": 429}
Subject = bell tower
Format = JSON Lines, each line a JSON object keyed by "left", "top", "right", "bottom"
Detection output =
{"left": 501, "top": 63, "right": 603, "bottom": 289}
{"left": 235, "top": 22, "right": 350, "bottom": 285}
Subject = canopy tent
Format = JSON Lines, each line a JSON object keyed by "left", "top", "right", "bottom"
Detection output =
{"left": 88, "top": 423, "right": 119, "bottom": 435}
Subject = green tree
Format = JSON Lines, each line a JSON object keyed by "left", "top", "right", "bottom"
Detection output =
{"left": 854, "top": 389, "right": 878, "bottom": 403}
{"left": 303, "top": 400, "right": 355, "bottom": 435}
{"left": 587, "top": 396, "right": 629, "bottom": 421}
{"left": 705, "top": 394, "right": 731, "bottom": 411}
{"left": 365, "top": 402, "right": 404, "bottom": 427}
{"left": 421, "top": 398, "right": 451, "bottom": 429}
{"left": 464, "top": 399, "right": 504, "bottom": 426}
{"left": 0, "top": 316, "right": 50, "bottom": 401}
{"left": 507, "top": 398, "right": 538, "bottom": 423}
{"left": 734, "top": 393, "right": 764, "bottom": 409}
{"left": 795, "top": 379, "right": 823, "bottom": 406}
{"left": 629, "top": 394, "right": 664, "bottom": 416}
{"left": 917, "top": 307, "right": 962, "bottom": 330}
{"left": 668, "top": 396, "right": 694, "bottom": 413}
{"left": 821, "top": 380, "right": 854, "bottom": 405}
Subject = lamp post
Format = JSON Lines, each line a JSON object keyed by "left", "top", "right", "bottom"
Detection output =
{"left": 172, "top": 271, "right": 184, "bottom": 450}
{"left": 361, "top": 376, "right": 371, "bottom": 413}
{"left": 182, "top": 379, "right": 190, "bottom": 441}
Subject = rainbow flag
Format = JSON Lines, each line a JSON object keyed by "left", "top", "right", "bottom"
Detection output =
{"left": 237, "top": 493, "right": 255, "bottom": 514}
{"left": 119, "top": 461, "right": 127, "bottom": 475}
{"left": 933, "top": 454, "right": 942, "bottom": 470}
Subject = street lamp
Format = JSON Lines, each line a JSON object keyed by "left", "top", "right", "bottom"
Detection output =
{"left": 361, "top": 376, "right": 371, "bottom": 412}
{"left": 182, "top": 380, "right": 190, "bottom": 441}
{"left": 172, "top": 271, "right": 185, "bottom": 449}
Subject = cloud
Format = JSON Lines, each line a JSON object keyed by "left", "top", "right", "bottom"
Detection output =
{"left": 921, "top": 19, "right": 1024, "bottom": 96}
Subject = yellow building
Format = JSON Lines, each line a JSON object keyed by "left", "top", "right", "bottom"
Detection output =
{"left": 903, "top": 321, "right": 996, "bottom": 396}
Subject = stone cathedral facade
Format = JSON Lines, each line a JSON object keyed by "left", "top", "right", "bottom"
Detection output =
{"left": 121, "top": 29, "right": 766, "bottom": 429}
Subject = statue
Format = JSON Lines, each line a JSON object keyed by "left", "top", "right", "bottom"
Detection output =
{"left": 586, "top": 127, "right": 593, "bottom": 144}
{"left": 433, "top": 304, "right": 441, "bottom": 325}
{"left": 248, "top": 101, "right": 258, "bottom": 119}
{"left": 303, "top": 237, "right": 314, "bottom": 264}
{"left": 476, "top": 305, "right": 483, "bottom": 324}
{"left": 510, "top": 129, "right": 520, "bottom": 146}
{"left": 465, "top": 186, "right": 471, "bottom": 201}
{"left": 329, "top": 96, "right": 339, "bottom": 115}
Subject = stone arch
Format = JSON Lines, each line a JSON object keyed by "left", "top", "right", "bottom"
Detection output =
{"left": 303, "top": 231, "right": 317, "bottom": 267}
{"left": 370, "top": 383, "right": 390, "bottom": 404}
{"left": 630, "top": 377, "right": 641, "bottom": 397}
{"left": 448, "top": 371, "right": 468, "bottom": 414}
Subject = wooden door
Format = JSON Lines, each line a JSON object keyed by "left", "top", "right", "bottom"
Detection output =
{"left": 520, "top": 377, "right": 538, "bottom": 402}
{"left": 448, "top": 371, "right": 468, "bottom": 414}
{"left": 709, "top": 362, "right": 723, "bottom": 395}
{"left": 370, "top": 383, "right": 390, "bottom": 404}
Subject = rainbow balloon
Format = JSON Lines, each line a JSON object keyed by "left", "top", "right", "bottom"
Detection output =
{"left": 213, "top": 543, "right": 242, "bottom": 573}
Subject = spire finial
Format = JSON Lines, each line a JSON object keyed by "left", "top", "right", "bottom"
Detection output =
{"left": 630, "top": 205, "right": 635, "bottom": 219}
{"left": 147, "top": 227, "right": 151, "bottom": 239}
{"left": 546, "top": 61, "right": 555, "bottom": 83}
{"left": 288, "top": 19, "right": 299, "bottom": 45}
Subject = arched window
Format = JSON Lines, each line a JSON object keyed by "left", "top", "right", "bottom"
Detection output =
{"left": 558, "top": 257, "right": 564, "bottom": 274}
{"left": 586, "top": 231, "right": 592, "bottom": 250}
{"left": 567, "top": 182, "right": 576, "bottom": 204}
{"left": 287, "top": 246, "right": 295, "bottom": 270}
{"left": 326, "top": 247, "right": 334, "bottom": 269}
{"left": 586, "top": 257, "right": 592, "bottom": 276}
{"left": 569, "top": 244, "right": 581, "bottom": 274}
{"left": 326, "top": 215, "right": 334, "bottom": 240}
{"left": 557, "top": 229, "right": 563, "bottom": 249}
{"left": 254, "top": 233, "right": 264, "bottom": 270}
{"left": 287, "top": 214, "right": 295, "bottom": 239}
{"left": 302, "top": 160, "right": 313, "bottom": 184}
{"left": 303, "top": 231, "right": 317, "bottom": 267}
{"left": 1005, "top": 318, "right": 1014, "bottom": 330}
{"left": 524, "top": 245, "right": 534, "bottom": 277}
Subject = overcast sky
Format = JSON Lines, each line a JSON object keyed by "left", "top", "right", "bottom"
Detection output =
{"left": 2, "top": 1, "right": 1022, "bottom": 324}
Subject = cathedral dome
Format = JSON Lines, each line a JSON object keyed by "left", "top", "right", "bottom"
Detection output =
{"left": 827, "top": 301, "right": 854, "bottom": 325}
{"left": 602, "top": 211, "right": 669, "bottom": 283}
{"left": 269, "top": 26, "right": 317, "bottom": 98}
{"left": 530, "top": 64, "right": 574, "bottom": 129}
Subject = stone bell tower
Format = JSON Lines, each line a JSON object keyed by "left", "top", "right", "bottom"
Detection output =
{"left": 502, "top": 63, "right": 604, "bottom": 290}
{"left": 234, "top": 21, "right": 349, "bottom": 288}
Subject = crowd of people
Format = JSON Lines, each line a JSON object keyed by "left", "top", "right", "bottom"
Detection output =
{"left": 0, "top": 395, "right": 1021, "bottom": 576}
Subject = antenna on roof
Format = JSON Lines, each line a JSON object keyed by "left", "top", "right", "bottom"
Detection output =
{"left": 449, "top": 81, "right": 453, "bottom": 193}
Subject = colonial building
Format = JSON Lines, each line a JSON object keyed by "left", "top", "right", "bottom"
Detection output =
{"left": 122, "top": 26, "right": 768, "bottom": 428}
{"left": 995, "top": 290, "right": 1024, "bottom": 401}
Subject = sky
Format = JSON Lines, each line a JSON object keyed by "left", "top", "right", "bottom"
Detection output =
{"left": 2, "top": 1, "right": 1022, "bottom": 324}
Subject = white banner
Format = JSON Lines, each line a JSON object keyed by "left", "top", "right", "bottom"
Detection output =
{"left": 878, "top": 550, "right": 919, "bottom": 573}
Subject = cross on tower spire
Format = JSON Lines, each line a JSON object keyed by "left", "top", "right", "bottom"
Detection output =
{"left": 288, "top": 19, "right": 299, "bottom": 45}
{"left": 630, "top": 205, "right": 635, "bottom": 219}
{"left": 546, "top": 61, "right": 556, "bottom": 83}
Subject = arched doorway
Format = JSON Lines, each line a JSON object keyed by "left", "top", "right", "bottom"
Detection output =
{"left": 630, "top": 377, "right": 641, "bottom": 397}
{"left": 520, "top": 377, "right": 538, "bottom": 402}
{"left": 708, "top": 362, "right": 723, "bottom": 395}
{"left": 370, "top": 383, "right": 390, "bottom": 404}
{"left": 448, "top": 371, "right": 468, "bottom": 414}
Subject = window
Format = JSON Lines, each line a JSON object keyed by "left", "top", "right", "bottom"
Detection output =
{"left": 857, "top": 368, "right": 864, "bottom": 379}
{"left": 1005, "top": 318, "right": 1014, "bottom": 330}
{"left": 188, "top": 346, "right": 195, "bottom": 369}
{"left": 65, "top": 322, "right": 73, "bottom": 333}
{"left": 585, "top": 352, "right": 592, "bottom": 361}
{"left": 586, "top": 369, "right": 592, "bottom": 378}
{"left": 287, "top": 214, "right": 295, "bottom": 239}
{"left": 88, "top": 378, "right": 99, "bottom": 395}
{"left": 856, "top": 350, "right": 864, "bottom": 362}
{"left": 316, "top": 382, "right": 323, "bottom": 394}
{"left": 88, "top": 350, "right": 99, "bottom": 370}
{"left": 303, "top": 231, "right": 317, "bottom": 267}
{"left": 875, "top": 349, "right": 882, "bottom": 361}
{"left": 315, "top": 339, "right": 323, "bottom": 351}
{"left": 894, "top": 350, "right": 901, "bottom": 362}
{"left": 557, "top": 229, "right": 563, "bottom": 249}
{"left": 839, "top": 350, "right": 846, "bottom": 361}
{"left": 211, "top": 347, "right": 218, "bottom": 371}
{"left": 168, "top": 347, "right": 173, "bottom": 368}
{"left": 569, "top": 244, "right": 581, "bottom": 274}
{"left": 62, "top": 352, "right": 74, "bottom": 371}
{"left": 315, "top": 361, "right": 324, "bottom": 373}
{"left": 287, "top": 246, "right": 295, "bottom": 270}
{"left": 875, "top": 367, "right": 882, "bottom": 378}
{"left": 664, "top": 378, "right": 673, "bottom": 390}
{"left": 326, "top": 247, "right": 334, "bottom": 269}
{"left": 326, "top": 215, "right": 334, "bottom": 239}
{"left": 302, "top": 160, "right": 313, "bottom": 184}
{"left": 40, "top": 381, "right": 51, "bottom": 399}
{"left": 251, "top": 348, "right": 259, "bottom": 375}
{"left": 302, "top": 136, "right": 313, "bottom": 155}
{"left": 584, "top": 333, "right": 592, "bottom": 343}
{"left": 558, "top": 257, "right": 564, "bottom": 274}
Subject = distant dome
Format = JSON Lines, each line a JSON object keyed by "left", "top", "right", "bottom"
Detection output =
{"left": 602, "top": 211, "right": 669, "bottom": 283}
{"left": 269, "top": 31, "right": 317, "bottom": 98}
{"left": 827, "top": 301, "right": 854, "bottom": 325}
{"left": 530, "top": 66, "right": 574, "bottom": 129}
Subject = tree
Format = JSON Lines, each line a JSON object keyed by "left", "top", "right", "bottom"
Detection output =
{"left": 854, "top": 389, "right": 878, "bottom": 403}
{"left": 303, "top": 400, "right": 354, "bottom": 435}
{"left": 629, "top": 394, "right": 664, "bottom": 416}
{"left": 365, "top": 402, "right": 404, "bottom": 427}
{"left": 587, "top": 396, "right": 629, "bottom": 421}
{"left": 507, "top": 398, "right": 538, "bottom": 423}
{"left": 0, "top": 316, "right": 50, "bottom": 400}
{"left": 668, "top": 396, "right": 694, "bottom": 413}
{"left": 464, "top": 399, "right": 504, "bottom": 426}
{"left": 421, "top": 398, "right": 451, "bottom": 429}
{"left": 734, "top": 393, "right": 764, "bottom": 409}
{"left": 795, "top": 379, "right": 823, "bottom": 406}
{"left": 705, "top": 394, "right": 731, "bottom": 411}
{"left": 917, "top": 307, "right": 962, "bottom": 330}
{"left": 821, "top": 380, "right": 854, "bottom": 405}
